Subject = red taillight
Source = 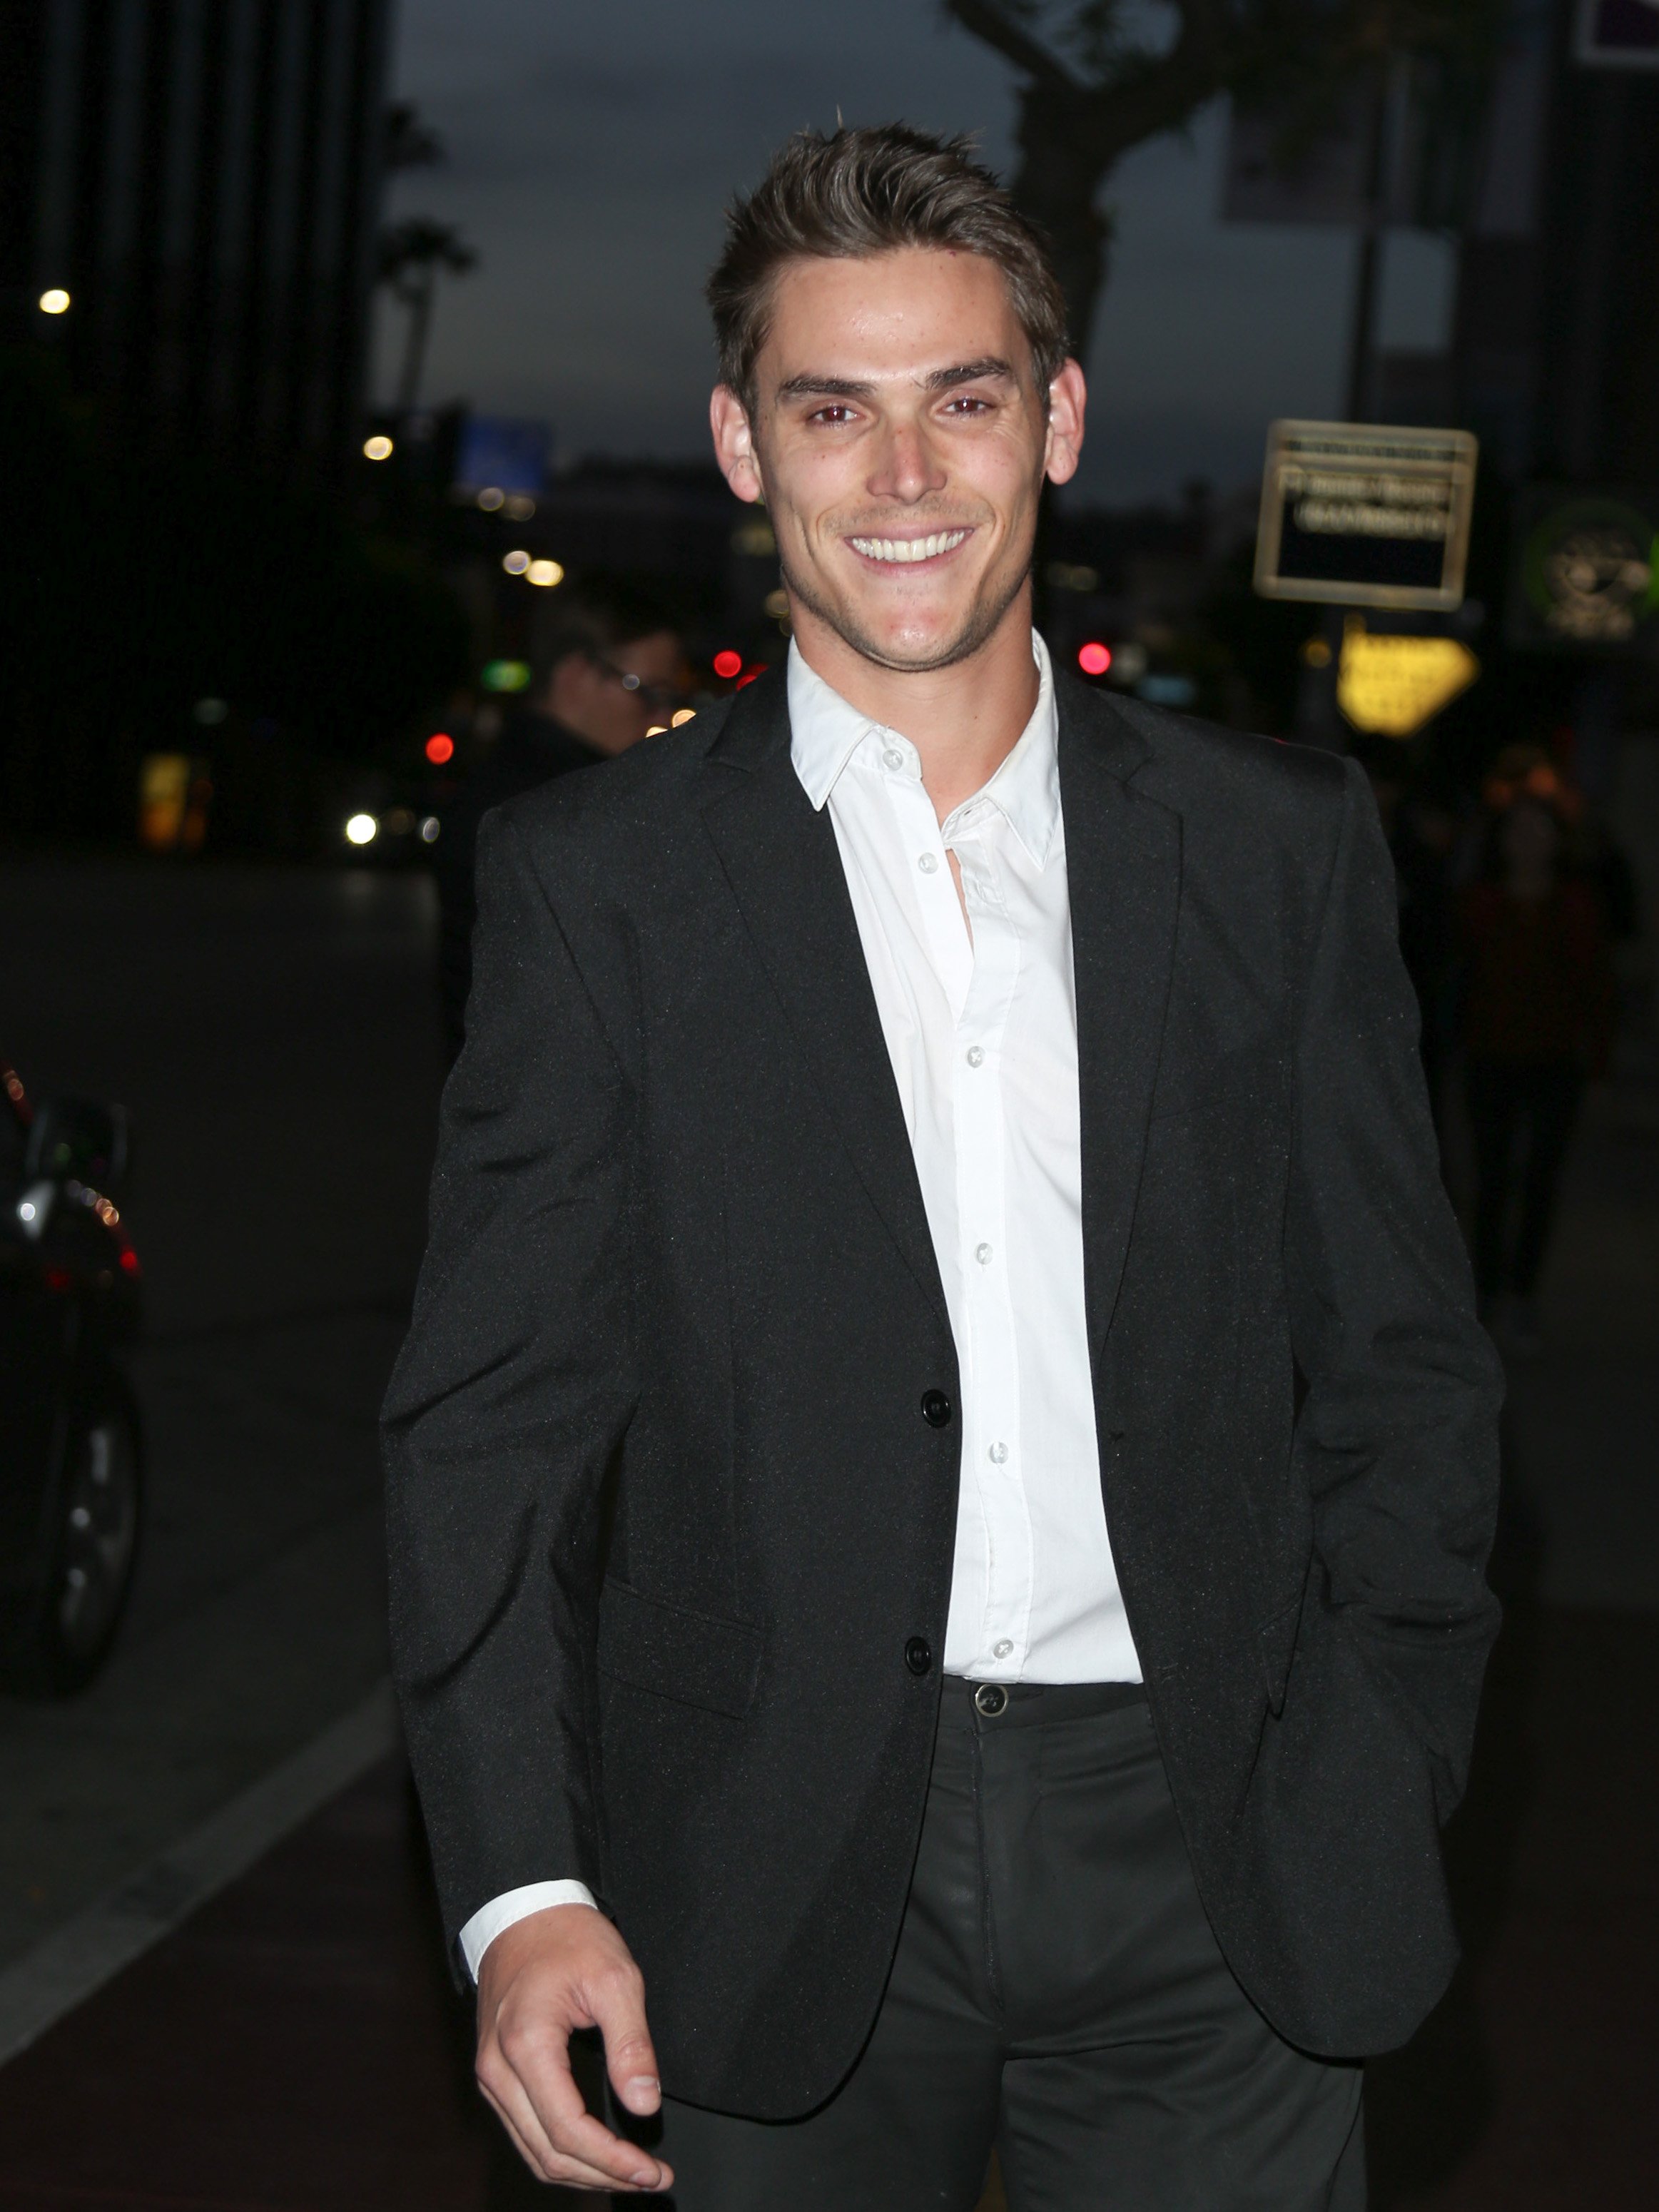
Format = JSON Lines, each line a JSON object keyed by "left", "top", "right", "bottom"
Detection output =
{"left": 1077, "top": 641, "right": 1111, "bottom": 676}
{"left": 118, "top": 1246, "right": 141, "bottom": 1275}
{"left": 712, "top": 649, "right": 743, "bottom": 679}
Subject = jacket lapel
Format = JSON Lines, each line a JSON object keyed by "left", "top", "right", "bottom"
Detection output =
{"left": 1057, "top": 676, "right": 1183, "bottom": 1355}
{"left": 698, "top": 674, "right": 950, "bottom": 1334}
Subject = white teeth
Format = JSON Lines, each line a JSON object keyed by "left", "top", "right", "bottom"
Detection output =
{"left": 848, "top": 529, "right": 970, "bottom": 564}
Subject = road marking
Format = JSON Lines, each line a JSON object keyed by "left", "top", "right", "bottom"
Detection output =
{"left": 0, "top": 1679, "right": 398, "bottom": 2068}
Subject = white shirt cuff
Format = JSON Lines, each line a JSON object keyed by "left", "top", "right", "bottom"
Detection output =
{"left": 458, "top": 1880, "right": 599, "bottom": 1981}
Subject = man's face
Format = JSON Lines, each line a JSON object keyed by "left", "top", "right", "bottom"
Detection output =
{"left": 711, "top": 248, "right": 1084, "bottom": 674}
{"left": 544, "top": 629, "right": 686, "bottom": 756}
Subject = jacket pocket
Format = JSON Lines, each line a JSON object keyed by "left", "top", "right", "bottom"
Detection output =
{"left": 597, "top": 1577, "right": 764, "bottom": 1719}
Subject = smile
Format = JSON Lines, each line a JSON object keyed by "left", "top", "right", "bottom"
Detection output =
{"left": 846, "top": 529, "right": 973, "bottom": 565}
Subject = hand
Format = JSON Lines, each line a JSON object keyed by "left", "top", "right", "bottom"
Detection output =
{"left": 475, "top": 1904, "right": 673, "bottom": 2193}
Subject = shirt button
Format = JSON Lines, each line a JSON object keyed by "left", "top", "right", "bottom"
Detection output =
{"left": 905, "top": 1635, "right": 933, "bottom": 1676}
{"left": 965, "top": 1045, "right": 985, "bottom": 1068}
{"left": 883, "top": 748, "right": 904, "bottom": 771}
{"left": 975, "top": 1242, "right": 993, "bottom": 1265}
{"left": 988, "top": 1441, "right": 1008, "bottom": 1464}
{"left": 993, "top": 1639, "right": 1013, "bottom": 1660}
{"left": 918, "top": 853, "right": 938, "bottom": 873}
{"left": 920, "top": 1389, "right": 953, "bottom": 1428}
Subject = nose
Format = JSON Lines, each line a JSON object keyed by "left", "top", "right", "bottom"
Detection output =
{"left": 867, "top": 415, "right": 946, "bottom": 506}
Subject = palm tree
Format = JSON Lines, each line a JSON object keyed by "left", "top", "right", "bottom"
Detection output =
{"left": 377, "top": 217, "right": 477, "bottom": 415}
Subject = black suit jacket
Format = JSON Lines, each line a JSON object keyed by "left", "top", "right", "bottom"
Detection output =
{"left": 382, "top": 666, "right": 1502, "bottom": 2115}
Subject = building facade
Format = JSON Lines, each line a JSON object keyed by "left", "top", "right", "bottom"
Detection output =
{"left": 1, "top": 0, "right": 393, "bottom": 467}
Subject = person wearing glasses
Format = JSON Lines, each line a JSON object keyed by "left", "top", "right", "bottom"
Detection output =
{"left": 434, "top": 577, "right": 686, "bottom": 1057}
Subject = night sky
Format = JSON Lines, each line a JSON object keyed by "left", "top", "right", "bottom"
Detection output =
{"left": 375, "top": 0, "right": 1456, "bottom": 504}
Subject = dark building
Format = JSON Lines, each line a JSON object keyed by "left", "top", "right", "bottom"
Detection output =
{"left": 0, "top": 0, "right": 393, "bottom": 467}
{"left": 1453, "top": 0, "right": 1659, "bottom": 485}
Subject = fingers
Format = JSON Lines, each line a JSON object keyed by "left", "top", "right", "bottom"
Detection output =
{"left": 480, "top": 2069, "right": 664, "bottom": 2193}
{"left": 587, "top": 1954, "right": 664, "bottom": 2117}
{"left": 482, "top": 2002, "right": 671, "bottom": 2192}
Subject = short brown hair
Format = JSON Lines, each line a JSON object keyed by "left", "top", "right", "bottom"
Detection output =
{"left": 706, "top": 124, "right": 1070, "bottom": 413}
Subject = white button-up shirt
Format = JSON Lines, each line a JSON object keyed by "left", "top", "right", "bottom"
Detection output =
{"left": 460, "top": 631, "right": 1142, "bottom": 1975}
{"left": 789, "top": 631, "right": 1140, "bottom": 1686}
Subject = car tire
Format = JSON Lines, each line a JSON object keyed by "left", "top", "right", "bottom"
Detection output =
{"left": 5, "top": 1376, "right": 143, "bottom": 1696}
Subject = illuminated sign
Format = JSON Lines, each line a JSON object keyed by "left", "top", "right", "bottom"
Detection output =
{"left": 1336, "top": 619, "right": 1479, "bottom": 738}
{"left": 1254, "top": 420, "right": 1478, "bottom": 611}
{"left": 1508, "top": 488, "right": 1659, "bottom": 649}
{"left": 1575, "top": 0, "right": 1659, "bottom": 69}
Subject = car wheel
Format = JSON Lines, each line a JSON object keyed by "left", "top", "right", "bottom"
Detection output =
{"left": 9, "top": 1384, "right": 143, "bottom": 1695}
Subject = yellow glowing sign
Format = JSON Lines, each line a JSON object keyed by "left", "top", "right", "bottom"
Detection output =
{"left": 1337, "top": 620, "right": 1479, "bottom": 737}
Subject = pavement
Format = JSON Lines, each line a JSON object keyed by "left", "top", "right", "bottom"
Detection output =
{"left": 0, "top": 861, "right": 1653, "bottom": 2208}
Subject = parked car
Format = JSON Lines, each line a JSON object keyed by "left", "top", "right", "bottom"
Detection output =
{"left": 0, "top": 1062, "right": 143, "bottom": 1693}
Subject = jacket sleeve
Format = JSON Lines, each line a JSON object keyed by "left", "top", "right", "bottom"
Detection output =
{"left": 1285, "top": 758, "right": 1504, "bottom": 1822}
{"left": 382, "top": 806, "right": 639, "bottom": 1954}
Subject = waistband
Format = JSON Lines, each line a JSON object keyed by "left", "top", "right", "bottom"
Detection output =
{"left": 941, "top": 1675, "right": 1148, "bottom": 1728}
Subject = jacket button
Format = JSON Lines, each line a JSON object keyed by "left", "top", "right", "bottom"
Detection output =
{"left": 919, "top": 1389, "right": 953, "bottom": 1428}
{"left": 905, "top": 1636, "right": 933, "bottom": 1677}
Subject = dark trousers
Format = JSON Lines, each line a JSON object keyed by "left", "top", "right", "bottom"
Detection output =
{"left": 630, "top": 1680, "right": 1364, "bottom": 2211}
{"left": 1466, "top": 1056, "right": 1583, "bottom": 1301}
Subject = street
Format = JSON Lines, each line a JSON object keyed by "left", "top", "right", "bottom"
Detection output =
{"left": 0, "top": 858, "right": 1654, "bottom": 2208}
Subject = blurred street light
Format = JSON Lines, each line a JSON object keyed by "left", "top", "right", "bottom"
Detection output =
{"left": 363, "top": 433, "right": 395, "bottom": 460}
{"left": 1077, "top": 641, "right": 1112, "bottom": 676}
{"left": 477, "top": 486, "right": 504, "bottom": 511}
{"left": 713, "top": 649, "right": 743, "bottom": 679}
{"left": 502, "top": 549, "right": 531, "bottom": 575}
{"left": 38, "top": 288, "right": 71, "bottom": 315}
{"left": 345, "top": 813, "right": 379, "bottom": 846}
{"left": 425, "top": 733, "right": 455, "bottom": 764}
{"left": 527, "top": 559, "right": 564, "bottom": 588}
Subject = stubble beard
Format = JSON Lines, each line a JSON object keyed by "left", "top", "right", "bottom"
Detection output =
{"left": 778, "top": 536, "right": 1034, "bottom": 676}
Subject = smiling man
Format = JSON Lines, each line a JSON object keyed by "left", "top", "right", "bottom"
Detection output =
{"left": 383, "top": 127, "right": 1502, "bottom": 2208}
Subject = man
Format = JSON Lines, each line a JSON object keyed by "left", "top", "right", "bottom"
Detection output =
{"left": 432, "top": 578, "right": 685, "bottom": 1055}
{"left": 385, "top": 127, "right": 1502, "bottom": 2208}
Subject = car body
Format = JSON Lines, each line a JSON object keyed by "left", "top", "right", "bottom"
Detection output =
{"left": 0, "top": 1064, "right": 143, "bottom": 1693}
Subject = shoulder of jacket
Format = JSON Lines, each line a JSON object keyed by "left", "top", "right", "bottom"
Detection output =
{"left": 1109, "top": 691, "right": 1351, "bottom": 823}
{"left": 491, "top": 697, "right": 737, "bottom": 853}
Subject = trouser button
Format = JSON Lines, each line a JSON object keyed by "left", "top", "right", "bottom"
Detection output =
{"left": 973, "top": 1683, "right": 1008, "bottom": 1717}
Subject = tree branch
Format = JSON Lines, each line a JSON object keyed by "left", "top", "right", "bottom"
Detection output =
{"left": 941, "top": 0, "right": 1082, "bottom": 93}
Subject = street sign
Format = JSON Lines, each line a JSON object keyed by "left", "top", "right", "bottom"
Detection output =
{"left": 1575, "top": 0, "right": 1659, "bottom": 69}
{"left": 1255, "top": 421, "right": 1478, "bottom": 609}
{"left": 1508, "top": 488, "right": 1659, "bottom": 649}
{"left": 1336, "top": 619, "right": 1479, "bottom": 736}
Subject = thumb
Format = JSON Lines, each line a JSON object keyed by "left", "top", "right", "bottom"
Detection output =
{"left": 589, "top": 1966, "right": 662, "bottom": 2117}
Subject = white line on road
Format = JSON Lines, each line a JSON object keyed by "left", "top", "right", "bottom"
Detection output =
{"left": 0, "top": 1678, "right": 399, "bottom": 2068}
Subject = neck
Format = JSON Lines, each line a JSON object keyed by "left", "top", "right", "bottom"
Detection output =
{"left": 791, "top": 584, "right": 1040, "bottom": 822}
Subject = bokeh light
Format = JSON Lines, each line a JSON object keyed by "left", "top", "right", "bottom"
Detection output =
{"left": 39, "top": 288, "right": 71, "bottom": 315}
{"left": 345, "top": 813, "right": 378, "bottom": 846}
{"left": 713, "top": 649, "right": 743, "bottom": 679}
{"left": 1077, "top": 641, "right": 1112, "bottom": 676}
{"left": 527, "top": 559, "right": 564, "bottom": 588}
{"left": 502, "top": 549, "right": 531, "bottom": 575}
{"left": 425, "top": 733, "right": 455, "bottom": 766}
{"left": 362, "top": 433, "right": 394, "bottom": 461}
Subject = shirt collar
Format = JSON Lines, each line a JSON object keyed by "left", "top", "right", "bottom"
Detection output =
{"left": 786, "top": 630, "right": 1061, "bottom": 869}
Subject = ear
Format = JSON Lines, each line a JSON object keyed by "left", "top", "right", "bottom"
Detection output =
{"left": 1042, "top": 359, "right": 1087, "bottom": 489}
{"left": 711, "top": 385, "right": 765, "bottom": 505}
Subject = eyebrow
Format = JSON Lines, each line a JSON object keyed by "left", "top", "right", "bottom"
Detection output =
{"left": 774, "top": 357, "right": 1019, "bottom": 404}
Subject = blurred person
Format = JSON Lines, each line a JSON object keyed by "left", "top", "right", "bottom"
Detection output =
{"left": 432, "top": 579, "right": 685, "bottom": 1055}
{"left": 1461, "top": 791, "right": 1615, "bottom": 1352}
{"left": 384, "top": 126, "right": 1501, "bottom": 2208}
{"left": 1368, "top": 761, "right": 1458, "bottom": 1130}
